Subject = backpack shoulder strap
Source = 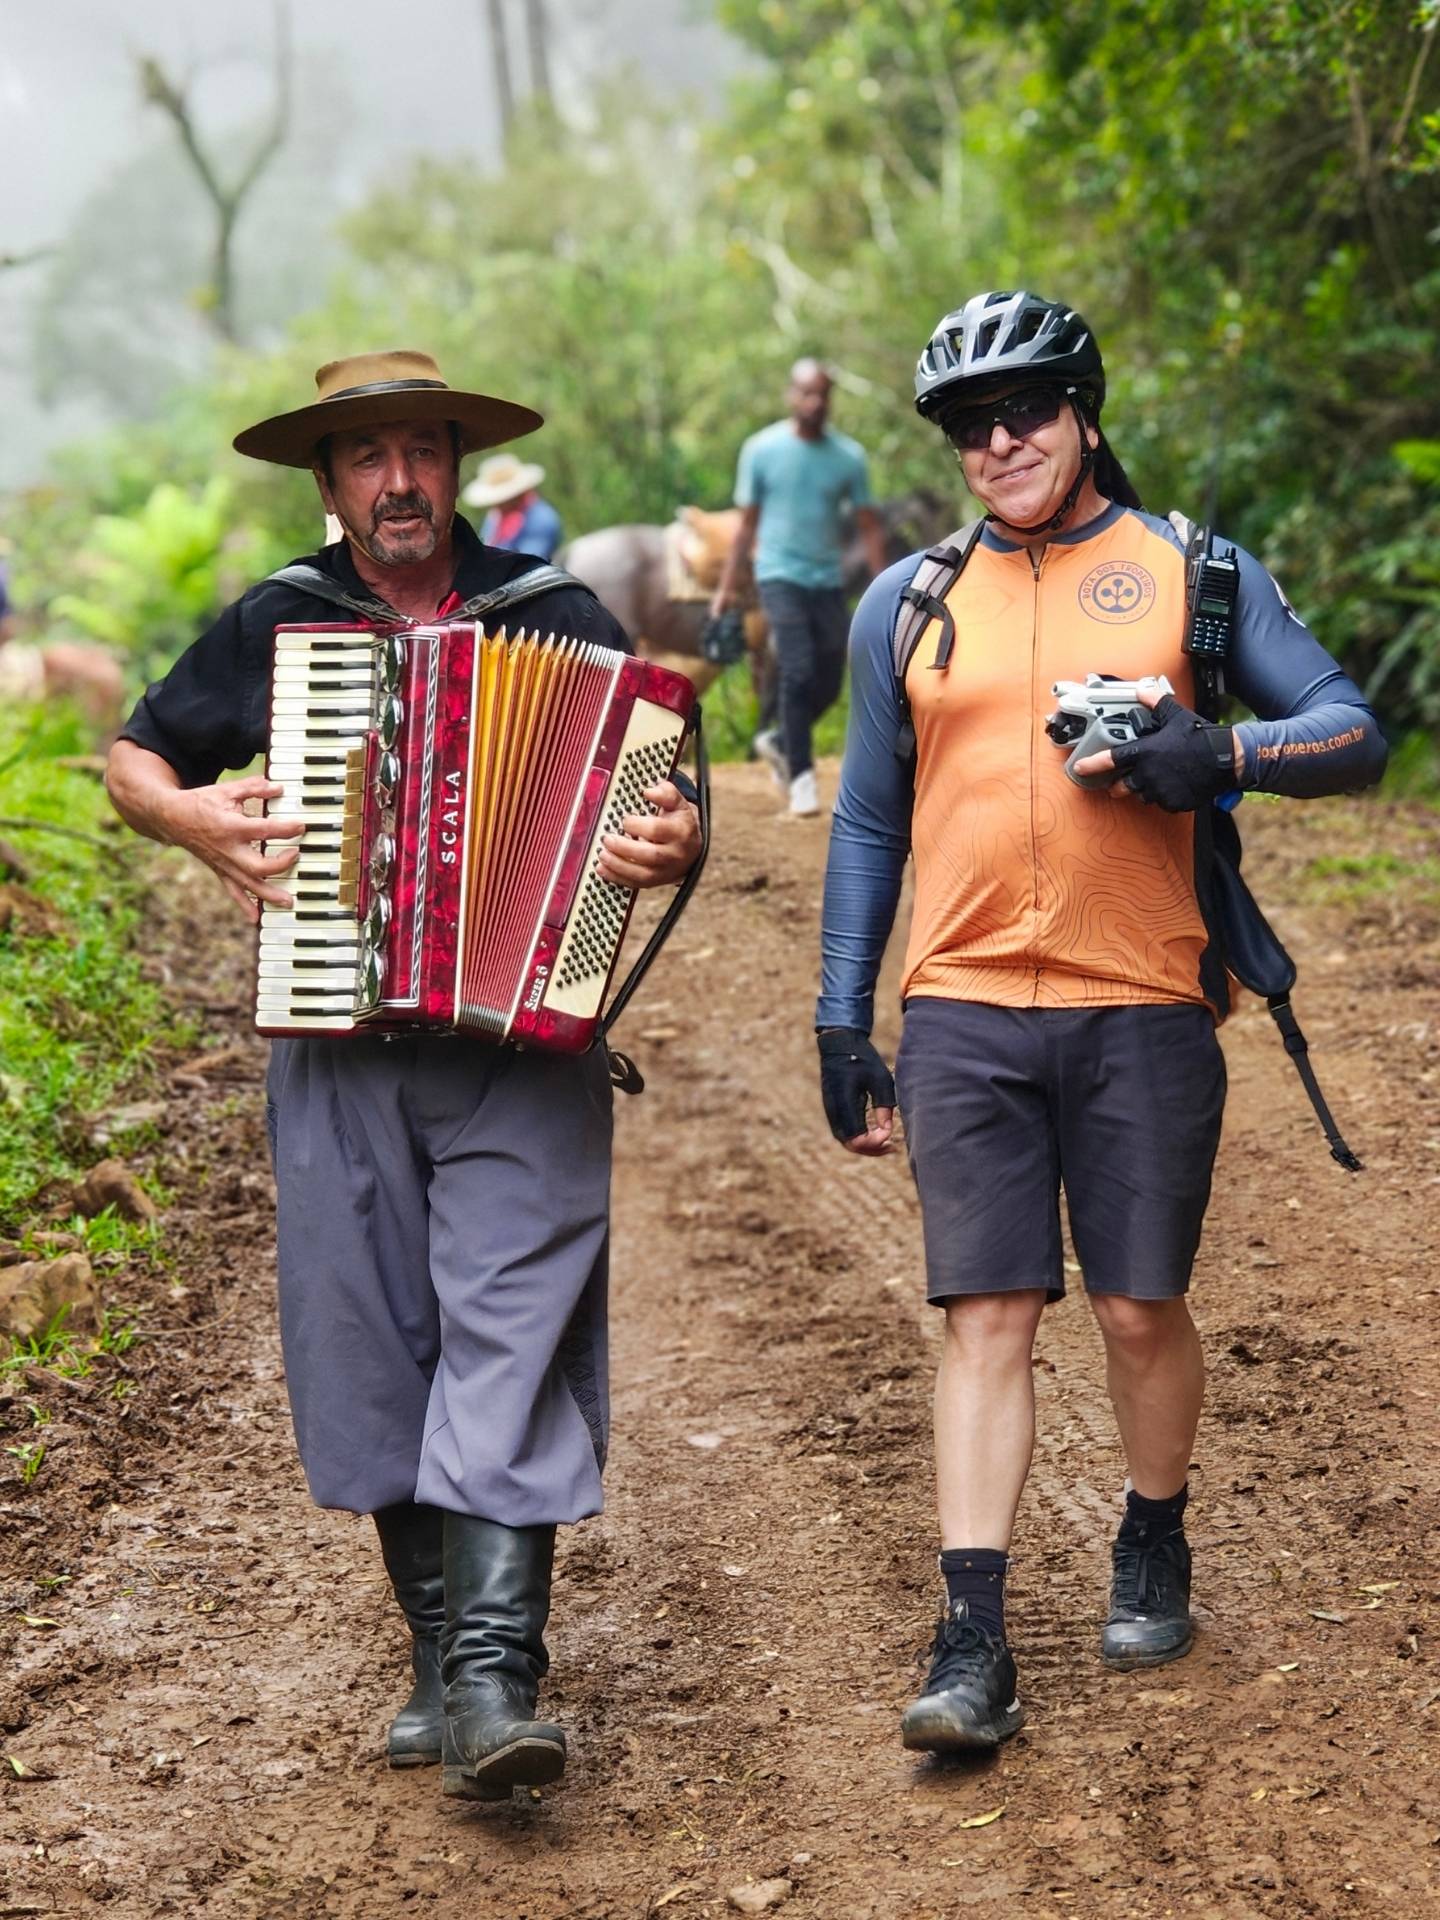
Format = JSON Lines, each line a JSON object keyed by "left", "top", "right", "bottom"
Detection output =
{"left": 891, "top": 520, "right": 985, "bottom": 764}
{"left": 893, "top": 520, "right": 985, "bottom": 682}
{"left": 1167, "top": 508, "right": 1197, "bottom": 549}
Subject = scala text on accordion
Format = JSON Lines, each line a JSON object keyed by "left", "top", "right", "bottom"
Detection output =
{"left": 256, "top": 621, "right": 697, "bottom": 1051}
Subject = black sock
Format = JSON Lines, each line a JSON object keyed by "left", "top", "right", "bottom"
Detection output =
{"left": 938, "top": 1548, "right": 1008, "bottom": 1641}
{"left": 1122, "top": 1483, "right": 1188, "bottom": 1537}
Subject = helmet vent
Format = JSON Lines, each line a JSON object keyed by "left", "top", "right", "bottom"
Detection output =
{"left": 914, "top": 289, "right": 1104, "bottom": 420}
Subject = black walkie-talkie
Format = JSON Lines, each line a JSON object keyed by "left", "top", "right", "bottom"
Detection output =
{"left": 1183, "top": 527, "right": 1240, "bottom": 663}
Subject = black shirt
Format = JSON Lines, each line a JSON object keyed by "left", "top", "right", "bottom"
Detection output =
{"left": 120, "top": 514, "right": 632, "bottom": 788}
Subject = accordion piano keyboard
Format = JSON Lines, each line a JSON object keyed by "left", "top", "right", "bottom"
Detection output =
{"left": 256, "top": 633, "right": 377, "bottom": 1031}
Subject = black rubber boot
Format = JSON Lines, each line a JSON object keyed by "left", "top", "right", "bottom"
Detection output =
{"left": 1101, "top": 1520, "right": 1194, "bottom": 1669}
{"left": 440, "top": 1516, "right": 566, "bottom": 1802}
{"left": 373, "top": 1501, "right": 446, "bottom": 1767}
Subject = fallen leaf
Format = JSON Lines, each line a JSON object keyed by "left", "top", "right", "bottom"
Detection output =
{"left": 1310, "top": 1609, "right": 1349, "bottom": 1624}
{"left": 3, "top": 1755, "right": 31, "bottom": 1778}
{"left": 721, "top": 1565, "right": 747, "bottom": 1578}
{"left": 957, "top": 1805, "right": 1006, "bottom": 1830}
{"left": 1250, "top": 1787, "right": 1268, "bottom": 1801}
{"left": 1276, "top": 1663, "right": 1300, "bottom": 1673}
{"left": 654, "top": 1886, "right": 693, "bottom": 1910}
{"left": 1358, "top": 1582, "right": 1399, "bottom": 1595}
{"left": 18, "top": 1615, "right": 59, "bottom": 1629}
{"left": 685, "top": 1432, "right": 723, "bottom": 1450}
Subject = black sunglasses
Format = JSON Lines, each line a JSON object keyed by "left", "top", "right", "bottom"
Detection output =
{"left": 942, "top": 384, "right": 1076, "bottom": 452}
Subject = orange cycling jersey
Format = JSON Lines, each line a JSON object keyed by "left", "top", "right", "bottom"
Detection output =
{"left": 817, "top": 501, "right": 1386, "bottom": 1036}
{"left": 904, "top": 508, "right": 1204, "bottom": 1010}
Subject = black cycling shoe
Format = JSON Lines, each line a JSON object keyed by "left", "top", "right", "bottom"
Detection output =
{"left": 900, "top": 1602, "right": 1024, "bottom": 1752}
{"left": 1101, "top": 1522, "right": 1194, "bottom": 1670}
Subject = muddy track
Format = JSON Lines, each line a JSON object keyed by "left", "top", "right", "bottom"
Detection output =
{"left": 2, "top": 766, "right": 1438, "bottom": 1919}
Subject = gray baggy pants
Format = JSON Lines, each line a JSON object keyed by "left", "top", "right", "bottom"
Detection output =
{"left": 265, "top": 1034, "right": 613, "bottom": 1526}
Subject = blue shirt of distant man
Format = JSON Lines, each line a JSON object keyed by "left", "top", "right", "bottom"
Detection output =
{"left": 711, "top": 359, "right": 886, "bottom": 816}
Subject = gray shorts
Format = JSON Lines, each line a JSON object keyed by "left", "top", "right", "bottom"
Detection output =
{"left": 266, "top": 1034, "right": 613, "bottom": 1525}
{"left": 895, "top": 998, "right": 1226, "bottom": 1304}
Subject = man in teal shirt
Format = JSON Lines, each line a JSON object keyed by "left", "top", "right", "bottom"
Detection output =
{"left": 712, "top": 360, "right": 885, "bottom": 815}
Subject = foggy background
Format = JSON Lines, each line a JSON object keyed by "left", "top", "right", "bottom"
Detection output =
{"left": 1, "top": 0, "right": 747, "bottom": 488}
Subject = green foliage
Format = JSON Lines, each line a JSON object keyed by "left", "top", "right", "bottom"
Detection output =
{"left": 6, "top": 1440, "right": 46, "bottom": 1486}
{"left": 0, "top": 1295, "right": 144, "bottom": 1389}
{"left": 0, "top": 704, "right": 191, "bottom": 1228}
{"left": 46, "top": 479, "right": 278, "bottom": 683}
{"left": 337, "top": 93, "right": 779, "bottom": 535}
{"left": 702, "top": 659, "right": 850, "bottom": 763}
{"left": 3, "top": 1306, "right": 77, "bottom": 1374}
{"left": 6, "top": 3, "right": 1439, "bottom": 741}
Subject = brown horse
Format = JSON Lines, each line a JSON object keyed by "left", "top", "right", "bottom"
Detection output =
{"left": 562, "top": 491, "right": 955, "bottom": 702}
{"left": 561, "top": 508, "right": 765, "bottom": 696}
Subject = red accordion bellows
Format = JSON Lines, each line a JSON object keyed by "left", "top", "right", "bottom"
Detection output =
{"left": 256, "top": 622, "right": 696, "bottom": 1049}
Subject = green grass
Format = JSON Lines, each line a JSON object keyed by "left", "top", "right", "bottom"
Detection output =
{"left": 14, "top": 1203, "right": 167, "bottom": 1264}
{"left": 1301, "top": 845, "right": 1440, "bottom": 909}
{"left": 1380, "top": 729, "right": 1440, "bottom": 801}
{"left": 701, "top": 661, "right": 851, "bottom": 763}
{"left": 0, "top": 704, "right": 191, "bottom": 1229}
{"left": 1, "top": 1297, "right": 145, "bottom": 1383}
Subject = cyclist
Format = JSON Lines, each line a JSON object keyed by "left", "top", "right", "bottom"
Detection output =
{"left": 816, "top": 290, "right": 1386, "bottom": 1751}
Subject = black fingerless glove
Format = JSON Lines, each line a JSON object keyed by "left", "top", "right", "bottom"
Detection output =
{"left": 1108, "top": 693, "right": 1237, "bottom": 812}
{"left": 818, "top": 1027, "right": 897, "bottom": 1143}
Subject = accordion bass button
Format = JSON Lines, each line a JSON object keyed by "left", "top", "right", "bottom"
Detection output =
{"left": 378, "top": 694, "right": 404, "bottom": 751}
{"left": 360, "top": 947, "right": 386, "bottom": 1008}
{"left": 365, "top": 893, "right": 392, "bottom": 946}
{"left": 375, "top": 750, "right": 401, "bottom": 804}
{"left": 370, "top": 834, "right": 395, "bottom": 886}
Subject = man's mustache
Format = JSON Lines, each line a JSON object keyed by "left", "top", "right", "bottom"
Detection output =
{"left": 373, "top": 494, "right": 434, "bottom": 530}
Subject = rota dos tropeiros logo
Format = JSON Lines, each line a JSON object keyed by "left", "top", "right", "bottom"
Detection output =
{"left": 1077, "top": 560, "right": 1156, "bottom": 625}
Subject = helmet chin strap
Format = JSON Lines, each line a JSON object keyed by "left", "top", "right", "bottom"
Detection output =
{"left": 985, "top": 400, "right": 1096, "bottom": 537}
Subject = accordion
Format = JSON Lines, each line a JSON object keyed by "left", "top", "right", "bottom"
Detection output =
{"left": 256, "top": 620, "right": 700, "bottom": 1049}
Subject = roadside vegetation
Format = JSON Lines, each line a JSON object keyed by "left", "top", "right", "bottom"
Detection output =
{"left": 0, "top": 703, "right": 183, "bottom": 1232}
{"left": 6, "top": 3, "right": 1437, "bottom": 780}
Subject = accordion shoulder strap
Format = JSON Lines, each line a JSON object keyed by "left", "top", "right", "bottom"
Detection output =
{"left": 262, "top": 560, "right": 597, "bottom": 630}
{"left": 452, "top": 564, "right": 596, "bottom": 625}
{"left": 263, "top": 564, "right": 400, "bottom": 624}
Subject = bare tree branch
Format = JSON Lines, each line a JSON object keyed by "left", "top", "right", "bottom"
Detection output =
{"left": 138, "top": 3, "right": 292, "bottom": 342}
{"left": 0, "top": 248, "right": 56, "bottom": 274}
{"left": 1387, "top": 9, "right": 1439, "bottom": 163}
{"left": 1342, "top": 53, "right": 1412, "bottom": 311}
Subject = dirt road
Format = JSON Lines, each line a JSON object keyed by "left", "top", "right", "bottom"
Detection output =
{"left": 3, "top": 764, "right": 1438, "bottom": 1918}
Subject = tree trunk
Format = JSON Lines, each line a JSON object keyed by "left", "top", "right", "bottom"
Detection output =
{"left": 486, "top": 0, "right": 515, "bottom": 138}
{"left": 525, "top": 0, "right": 552, "bottom": 104}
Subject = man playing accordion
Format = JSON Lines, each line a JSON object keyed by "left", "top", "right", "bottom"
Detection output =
{"left": 105, "top": 351, "right": 703, "bottom": 1802}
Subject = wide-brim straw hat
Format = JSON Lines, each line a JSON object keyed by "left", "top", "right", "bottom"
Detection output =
{"left": 233, "top": 350, "right": 543, "bottom": 469}
{"left": 462, "top": 452, "right": 547, "bottom": 508}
